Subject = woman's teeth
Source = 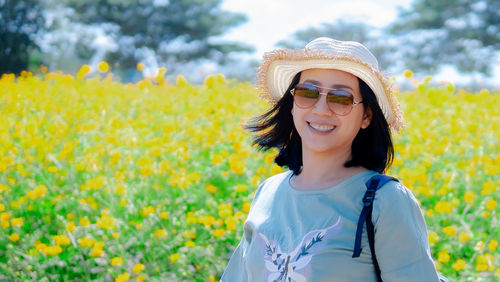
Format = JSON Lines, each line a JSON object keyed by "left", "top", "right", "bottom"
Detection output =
{"left": 309, "top": 122, "right": 335, "bottom": 132}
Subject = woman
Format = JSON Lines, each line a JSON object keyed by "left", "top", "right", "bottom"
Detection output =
{"left": 221, "top": 37, "right": 442, "bottom": 281}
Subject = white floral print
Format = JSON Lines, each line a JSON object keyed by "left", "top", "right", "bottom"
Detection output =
{"left": 257, "top": 217, "right": 343, "bottom": 282}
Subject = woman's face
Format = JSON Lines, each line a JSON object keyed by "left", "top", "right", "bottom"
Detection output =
{"left": 291, "top": 68, "right": 372, "bottom": 158}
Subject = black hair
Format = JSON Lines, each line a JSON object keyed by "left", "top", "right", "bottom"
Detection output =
{"left": 244, "top": 72, "right": 393, "bottom": 174}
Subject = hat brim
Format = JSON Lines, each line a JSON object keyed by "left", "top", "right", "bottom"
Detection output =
{"left": 257, "top": 49, "right": 403, "bottom": 131}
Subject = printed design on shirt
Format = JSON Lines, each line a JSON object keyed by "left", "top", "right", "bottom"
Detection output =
{"left": 258, "top": 217, "right": 342, "bottom": 282}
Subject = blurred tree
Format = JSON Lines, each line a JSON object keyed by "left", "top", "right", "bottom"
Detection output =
{"left": 0, "top": 0, "right": 45, "bottom": 74}
{"left": 390, "top": 0, "right": 500, "bottom": 75}
{"left": 276, "top": 20, "right": 395, "bottom": 70}
{"left": 62, "top": 0, "right": 253, "bottom": 71}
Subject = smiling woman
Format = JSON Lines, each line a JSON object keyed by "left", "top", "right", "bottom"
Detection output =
{"left": 220, "top": 37, "right": 446, "bottom": 281}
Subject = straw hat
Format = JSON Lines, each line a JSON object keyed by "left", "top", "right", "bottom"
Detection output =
{"left": 257, "top": 37, "right": 403, "bottom": 131}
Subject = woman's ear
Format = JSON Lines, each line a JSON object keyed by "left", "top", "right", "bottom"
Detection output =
{"left": 361, "top": 107, "right": 372, "bottom": 129}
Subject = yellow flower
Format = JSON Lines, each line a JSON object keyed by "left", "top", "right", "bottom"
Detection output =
{"left": 403, "top": 69, "right": 414, "bottom": 78}
{"left": 79, "top": 217, "right": 90, "bottom": 227}
{"left": 11, "top": 217, "right": 23, "bottom": 226}
{"left": 79, "top": 237, "right": 95, "bottom": 248}
{"left": 170, "top": 253, "right": 180, "bottom": 263}
{"left": 270, "top": 164, "right": 283, "bottom": 175}
{"left": 9, "top": 233, "right": 19, "bottom": 242}
{"left": 434, "top": 201, "right": 453, "bottom": 213}
{"left": 91, "top": 246, "right": 104, "bottom": 257}
{"left": 481, "top": 181, "right": 495, "bottom": 195}
{"left": 225, "top": 216, "right": 238, "bottom": 231}
{"left": 464, "top": 191, "right": 476, "bottom": 205}
{"left": 206, "top": 184, "right": 217, "bottom": 194}
{"left": 112, "top": 233, "right": 120, "bottom": 239}
{"left": 218, "top": 203, "right": 233, "bottom": 218}
{"left": 228, "top": 155, "right": 245, "bottom": 175}
{"left": 264, "top": 154, "right": 275, "bottom": 165}
{"left": 115, "top": 272, "right": 130, "bottom": 282}
{"left": 242, "top": 202, "right": 251, "bottom": 213}
{"left": 485, "top": 199, "right": 497, "bottom": 210}
{"left": 111, "top": 257, "right": 124, "bottom": 266}
{"left": 114, "top": 183, "right": 126, "bottom": 196}
{"left": 140, "top": 205, "right": 155, "bottom": 217}
{"left": 136, "top": 275, "right": 146, "bottom": 281}
{"left": 66, "top": 221, "right": 76, "bottom": 232}
{"left": 132, "top": 263, "right": 144, "bottom": 273}
{"left": 42, "top": 245, "right": 62, "bottom": 256}
{"left": 475, "top": 254, "right": 494, "bottom": 271}
{"left": 77, "top": 64, "right": 92, "bottom": 79}
{"left": 442, "top": 225, "right": 457, "bottom": 237}
{"left": 35, "top": 241, "right": 47, "bottom": 251}
{"left": 176, "top": 75, "right": 188, "bottom": 87}
{"left": 154, "top": 229, "right": 167, "bottom": 238}
{"left": 160, "top": 211, "right": 168, "bottom": 220}
{"left": 488, "top": 239, "right": 498, "bottom": 251}
{"left": 213, "top": 228, "right": 225, "bottom": 237}
{"left": 428, "top": 231, "right": 439, "bottom": 245}
{"left": 452, "top": 259, "right": 466, "bottom": 271}
{"left": 437, "top": 250, "right": 450, "bottom": 263}
{"left": 97, "top": 61, "right": 109, "bottom": 73}
{"left": 47, "top": 166, "right": 58, "bottom": 173}
{"left": 53, "top": 234, "right": 70, "bottom": 246}
{"left": 185, "top": 240, "right": 195, "bottom": 247}
{"left": 235, "top": 184, "right": 246, "bottom": 193}
{"left": 96, "top": 214, "right": 115, "bottom": 230}
{"left": 136, "top": 62, "right": 145, "bottom": 71}
{"left": 458, "top": 232, "right": 471, "bottom": 242}
{"left": 0, "top": 203, "right": 4, "bottom": 212}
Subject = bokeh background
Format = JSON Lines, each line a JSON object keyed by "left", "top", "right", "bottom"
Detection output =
{"left": 0, "top": 0, "right": 499, "bottom": 281}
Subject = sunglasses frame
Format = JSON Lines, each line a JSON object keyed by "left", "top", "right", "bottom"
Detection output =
{"left": 290, "top": 83, "right": 363, "bottom": 115}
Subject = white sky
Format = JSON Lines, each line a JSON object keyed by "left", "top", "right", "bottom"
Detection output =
{"left": 219, "top": 0, "right": 500, "bottom": 86}
{"left": 220, "top": 0, "right": 413, "bottom": 58}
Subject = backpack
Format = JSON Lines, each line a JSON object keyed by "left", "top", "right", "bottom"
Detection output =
{"left": 352, "top": 174, "right": 449, "bottom": 282}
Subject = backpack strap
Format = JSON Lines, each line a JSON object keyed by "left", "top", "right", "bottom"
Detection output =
{"left": 352, "top": 174, "right": 398, "bottom": 281}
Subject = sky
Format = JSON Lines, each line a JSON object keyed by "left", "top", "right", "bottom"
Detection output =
{"left": 220, "top": 0, "right": 413, "bottom": 58}
{"left": 218, "top": 0, "right": 500, "bottom": 86}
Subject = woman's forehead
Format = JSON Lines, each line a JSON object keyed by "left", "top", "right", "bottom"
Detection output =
{"left": 299, "top": 68, "right": 359, "bottom": 89}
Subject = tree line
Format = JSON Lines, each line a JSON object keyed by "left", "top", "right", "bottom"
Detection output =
{"left": 1, "top": 0, "right": 499, "bottom": 80}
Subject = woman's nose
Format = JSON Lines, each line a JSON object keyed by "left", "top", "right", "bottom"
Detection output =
{"left": 312, "top": 93, "right": 332, "bottom": 115}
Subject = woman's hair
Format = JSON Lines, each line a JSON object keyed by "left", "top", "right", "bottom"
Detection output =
{"left": 244, "top": 72, "right": 394, "bottom": 174}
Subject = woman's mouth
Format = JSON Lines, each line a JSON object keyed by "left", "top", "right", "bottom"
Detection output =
{"left": 307, "top": 122, "right": 336, "bottom": 132}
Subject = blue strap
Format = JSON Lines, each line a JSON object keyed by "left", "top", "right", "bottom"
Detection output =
{"left": 352, "top": 175, "right": 397, "bottom": 258}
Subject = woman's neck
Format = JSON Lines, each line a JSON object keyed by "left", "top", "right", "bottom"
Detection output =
{"left": 292, "top": 146, "right": 367, "bottom": 190}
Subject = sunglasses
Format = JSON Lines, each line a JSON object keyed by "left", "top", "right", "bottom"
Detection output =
{"left": 290, "top": 83, "right": 363, "bottom": 115}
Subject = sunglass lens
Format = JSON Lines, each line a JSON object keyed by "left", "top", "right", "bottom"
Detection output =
{"left": 327, "top": 90, "right": 354, "bottom": 115}
{"left": 327, "top": 91, "right": 353, "bottom": 105}
{"left": 293, "top": 84, "right": 319, "bottom": 108}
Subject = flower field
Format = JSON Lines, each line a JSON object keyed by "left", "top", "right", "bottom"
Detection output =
{"left": 0, "top": 65, "right": 498, "bottom": 281}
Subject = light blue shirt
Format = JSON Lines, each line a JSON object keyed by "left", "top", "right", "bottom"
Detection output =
{"left": 221, "top": 170, "right": 440, "bottom": 282}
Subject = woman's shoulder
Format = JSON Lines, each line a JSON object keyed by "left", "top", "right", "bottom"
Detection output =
{"left": 372, "top": 177, "right": 425, "bottom": 224}
{"left": 259, "top": 170, "right": 292, "bottom": 188}
{"left": 253, "top": 170, "right": 292, "bottom": 198}
{"left": 375, "top": 178, "right": 420, "bottom": 205}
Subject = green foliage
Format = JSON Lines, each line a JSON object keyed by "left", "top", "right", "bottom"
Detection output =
{"left": 62, "top": 0, "right": 253, "bottom": 69}
{"left": 390, "top": 0, "right": 500, "bottom": 75}
{"left": 0, "top": 0, "right": 45, "bottom": 75}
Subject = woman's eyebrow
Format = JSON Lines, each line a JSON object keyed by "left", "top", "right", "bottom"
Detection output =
{"left": 302, "top": 79, "right": 354, "bottom": 91}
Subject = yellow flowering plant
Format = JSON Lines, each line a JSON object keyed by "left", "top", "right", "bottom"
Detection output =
{"left": 0, "top": 66, "right": 498, "bottom": 280}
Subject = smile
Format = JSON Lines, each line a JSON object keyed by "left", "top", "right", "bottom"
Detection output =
{"left": 308, "top": 122, "right": 336, "bottom": 132}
